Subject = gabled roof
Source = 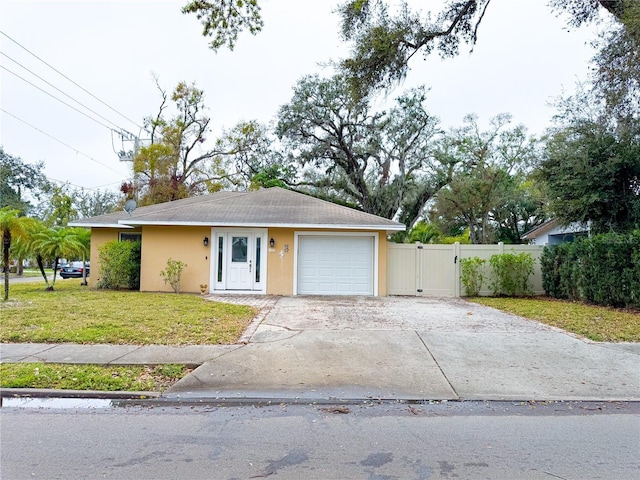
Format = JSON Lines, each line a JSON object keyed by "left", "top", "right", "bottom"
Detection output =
{"left": 70, "top": 187, "right": 405, "bottom": 232}
{"left": 522, "top": 219, "right": 558, "bottom": 240}
{"left": 522, "top": 219, "right": 590, "bottom": 240}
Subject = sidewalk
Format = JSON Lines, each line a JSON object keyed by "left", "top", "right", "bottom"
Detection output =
{"left": 0, "top": 343, "right": 237, "bottom": 366}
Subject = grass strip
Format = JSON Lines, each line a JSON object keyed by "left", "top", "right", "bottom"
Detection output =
{"left": 0, "top": 363, "right": 191, "bottom": 392}
{"left": 1, "top": 281, "right": 257, "bottom": 345}
{"left": 470, "top": 296, "right": 640, "bottom": 342}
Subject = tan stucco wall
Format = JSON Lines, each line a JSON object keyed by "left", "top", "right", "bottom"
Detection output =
{"left": 265, "top": 228, "right": 389, "bottom": 296}
{"left": 139, "top": 226, "right": 211, "bottom": 293}
{"left": 378, "top": 235, "right": 388, "bottom": 296}
{"left": 89, "top": 226, "right": 389, "bottom": 295}
{"left": 265, "top": 228, "right": 296, "bottom": 295}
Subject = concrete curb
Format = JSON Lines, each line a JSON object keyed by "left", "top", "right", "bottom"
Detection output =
{"left": 3, "top": 388, "right": 639, "bottom": 406}
{"left": 0, "top": 388, "right": 160, "bottom": 400}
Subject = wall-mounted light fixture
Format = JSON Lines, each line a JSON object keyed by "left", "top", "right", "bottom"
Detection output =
{"left": 270, "top": 238, "right": 275, "bottom": 248}
{"left": 203, "top": 236, "right": 209, "bottom": 247}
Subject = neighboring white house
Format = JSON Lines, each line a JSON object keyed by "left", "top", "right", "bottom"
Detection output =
{"left": 523, "top": 219, "right": 590, "bottom": 245}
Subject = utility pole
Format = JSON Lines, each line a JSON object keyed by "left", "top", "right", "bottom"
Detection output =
{"left": 115, "top": 129, "right": 146, "bottom": 162}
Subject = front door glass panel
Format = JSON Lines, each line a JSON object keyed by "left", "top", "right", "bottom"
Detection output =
{"left": 217, "top": 236, "right": 224, "bottom": 282}
{"left": 255, "top": 237, "right": 261, "bottom": 283}
{"left": 231, "top": 237, "right": 248, "bottom": 262}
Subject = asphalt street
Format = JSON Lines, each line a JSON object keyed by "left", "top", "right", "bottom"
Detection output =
{"left": 2, "top": 401, "right": 639, "bottom": 480}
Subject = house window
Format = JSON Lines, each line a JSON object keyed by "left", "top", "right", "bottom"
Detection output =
{"left": 231, "top": 237, "right": 248, "bottom": 262}
{"left": 255, "top": 237, "right": 261, "bottom": 283}
{"left": 217, "top": 236, "right": 224, "bottom": 283}
{"left": 119, "top": 233, "right": 141, "bottom": 242}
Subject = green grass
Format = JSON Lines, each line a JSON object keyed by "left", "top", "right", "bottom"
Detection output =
{"left": 470, "top": 296, "right": 640, "bottom": 342}
{"left": 0, "top": 363, "right": 190, "bottom": 391}
{"left": 0, "top": 281, "right": 257, "bottom": 345}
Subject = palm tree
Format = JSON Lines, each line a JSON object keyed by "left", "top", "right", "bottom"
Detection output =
{"left": 9, "top": 236, "right": 31, "bottom": 276}
{"left": 0, "top": 207, "right": 35, "bottom": 301}
{"left": 32, "top": 227, "right": 84, "bottom": 290}
{"left": 28, "top": 222, "right": 54, "bottom": 290}
{"left": 69, "top": 227, "right": 91, "bottom": 286}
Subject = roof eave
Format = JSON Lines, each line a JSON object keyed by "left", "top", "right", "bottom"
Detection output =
{"left": 68, "top": 222, "right": 134, "bottom": 229}
{"left": 117, "top": 220, "right": 405, "bottom": 231}
{"left": 522, "top": 219, "right": 558, "bottom": 239}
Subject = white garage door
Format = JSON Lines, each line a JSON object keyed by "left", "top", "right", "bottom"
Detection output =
{"left": 297, "top": 235, "right": 374, "bottom": 295}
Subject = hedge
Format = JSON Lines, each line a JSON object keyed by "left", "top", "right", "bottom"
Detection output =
{"left": 540, "top": 231, "right": 640, "bottom": 309}
{"left": 488, "top": 252, "right": 535, "bottom": 297}
{"left": 96, "top": 240, "right": 141, "bottom": 290}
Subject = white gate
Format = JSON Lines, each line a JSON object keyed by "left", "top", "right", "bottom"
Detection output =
{"left": 387, "top": 242, "right": 545, "bottom": 297}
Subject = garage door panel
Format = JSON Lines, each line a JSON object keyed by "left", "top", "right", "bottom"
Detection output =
{"left": 297, "top": 235, "right": 374, "bottom": 295}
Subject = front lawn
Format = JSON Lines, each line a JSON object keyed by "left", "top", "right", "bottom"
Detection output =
{"left": 0, "top": 363, "right": 190, "bottom": 391}
{"left": 0, "top": 281, "right": 257, "bottom": 345}
{"left": 470, "top": 296, "right": 640, "bottom": 342}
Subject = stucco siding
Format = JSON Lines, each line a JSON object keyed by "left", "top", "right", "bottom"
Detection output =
{"left": 89, "top": 228, "right": 124, "bottom": 288}
{"left": 265, "top": 228, "right": 296, "bottom": 295}
{"left": 377, "top": 234, "right": 388, "bottom": 296}
{"left": 139, "top": 226, "right": 211, "bottom": 293}
{"left": 89, "top": 226, "right": 389, "bottom": 295}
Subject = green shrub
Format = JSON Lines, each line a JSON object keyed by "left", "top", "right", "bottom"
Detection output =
{"left": 579, "top": 232, "right": 640, "bottom": 308}
{"left": 489, "top": 252, "right": 534, "bottom": 297}
{"left": 540, "top": 244, "right": 561, "bottom": 298}
{"left": 160, "top": 258, "right": 187, "bottom": 293}
{"left": 540, "top": 242, "right": 582, "bottom": 300}
{"left": 96, "top": 240, "right": 141, "bottom": 290}
{"left": 439, "top": 228, "right": 472, "bottom": 244}
{"left": 460, "top": 257, "right": 486, "bottom": 296}
{"left": 540, "top": 231, "right": 640, "bottom": 309}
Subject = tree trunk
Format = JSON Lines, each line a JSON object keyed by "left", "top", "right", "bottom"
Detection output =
{"left": 81, "top": 254, "right": 88, "bottom": 286}
{"left": 36, "top": 254, "right": 51, "bottom": 290}
{"left": 50, "top": 258, "right": 59, "bottom": 291}
{"left": 3, "top": 230, "right": 10, "bottom": 301}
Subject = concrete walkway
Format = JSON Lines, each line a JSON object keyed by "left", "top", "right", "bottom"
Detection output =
{"left": 2, "top": 295, "right": 639, "bottom": 402}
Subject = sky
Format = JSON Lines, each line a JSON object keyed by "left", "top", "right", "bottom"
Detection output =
{"left": 0, "top": 0, "right": 605, "bottom": 195}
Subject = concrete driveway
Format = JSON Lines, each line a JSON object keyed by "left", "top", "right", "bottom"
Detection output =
{"left": 167, "top": 296, "right": 640, "bottom": 402}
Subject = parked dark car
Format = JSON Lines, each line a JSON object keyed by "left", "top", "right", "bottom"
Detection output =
{"left": 59, "top": 261, "right": 90, "bottom": 279}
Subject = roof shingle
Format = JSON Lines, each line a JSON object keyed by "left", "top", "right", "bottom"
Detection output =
{"left": 70, "top": 187, "right": 405, "bottom": 231}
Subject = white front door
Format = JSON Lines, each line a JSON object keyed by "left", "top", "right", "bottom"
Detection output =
{"left": 227, "top": 235, "right": 252, "bottom": 289}
{"left": 212, "top": 229, "right": 267, "bottom": 292}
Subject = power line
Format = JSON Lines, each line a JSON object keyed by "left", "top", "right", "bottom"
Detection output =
{"left": 46, "top": 176, "right": 124, "bottom": 191}
{"left": 1, "top": 108, "right": 129, "bottom": 177}
{"left": 1, "top": 50, "right": 133, "bottom": 134}
{"left": 0, "top": 30, "right": 146, "bottom": 133}
{"left": 1, "top": 65, "right": 117, "bottom": 132}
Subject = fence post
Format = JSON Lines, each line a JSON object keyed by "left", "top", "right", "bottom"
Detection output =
{"left": 498, "top": 241, "right": 504, "bottom": 254}
{"left": 416, "top": 242, "right": 422, "bottom": 295}
{"left": 454, "top": 242, "right": 461, "bottom": 297}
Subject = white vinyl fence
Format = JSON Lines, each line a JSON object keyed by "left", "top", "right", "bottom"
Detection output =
{"left": 387, "top": 242, "right": 545, "bottom": 297}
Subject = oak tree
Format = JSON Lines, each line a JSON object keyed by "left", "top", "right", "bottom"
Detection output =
{"left": 539, "top": 91, "right": 640, "bottom": 233}
{"left": 276, "top": 74, "right": 451, "bottom": 228}
{"left": 0, "top": 147, "right": 50, "bottom": 215}
{"left": 430, "top": 114, "right": 542, "bottom": 244}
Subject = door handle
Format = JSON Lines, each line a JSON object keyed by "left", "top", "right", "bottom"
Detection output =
{"left": 249, "top": 260, "right": 252, "bottom": 272}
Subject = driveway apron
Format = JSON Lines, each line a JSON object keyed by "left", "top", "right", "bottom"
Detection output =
{"left": 166, "top": 296, "right": 640, "bottom": 401}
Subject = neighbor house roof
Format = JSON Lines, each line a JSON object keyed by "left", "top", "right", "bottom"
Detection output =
{"left": 70, "top": 187, "right": 405, "bottom": 232}
{"left": 522, "top": 219, "right": 558, "bottom": 240}
{"left": 522, "top": 219, "right": 590, "bottom": 240}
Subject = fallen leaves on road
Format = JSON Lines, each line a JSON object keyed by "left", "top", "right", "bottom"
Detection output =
{"left": 320, "top": 406, "right": 350, "bottom": 414}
